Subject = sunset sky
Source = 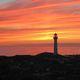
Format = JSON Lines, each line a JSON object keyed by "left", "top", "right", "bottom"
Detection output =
{"left": 0, "top": 0, "right": 80, "bottom": 55}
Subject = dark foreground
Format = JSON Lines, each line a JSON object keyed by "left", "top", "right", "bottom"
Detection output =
{"left": 0, "top": 52, "right": 80, "bottom": 80}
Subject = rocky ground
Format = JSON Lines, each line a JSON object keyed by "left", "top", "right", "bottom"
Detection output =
{"left": 0, "top": 52, "right": 80, "bottom": 80}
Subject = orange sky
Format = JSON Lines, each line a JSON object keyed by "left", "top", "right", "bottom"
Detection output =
{"left": 0, "top": 0, "right": 80, "bottom": 45}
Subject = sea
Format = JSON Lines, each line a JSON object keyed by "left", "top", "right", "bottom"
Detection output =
{"left": 0, "top": 43, "right": 80, "bottom": 56}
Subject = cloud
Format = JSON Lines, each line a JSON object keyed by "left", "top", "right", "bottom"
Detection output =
{"left": 0, "top": 0, "right": 79, "bottom": 44}
{"left": 0, "top": 0, "right": 79, "bottom": 15}
{"left": 32, "top": 0, "right": 39, "bottom": 2}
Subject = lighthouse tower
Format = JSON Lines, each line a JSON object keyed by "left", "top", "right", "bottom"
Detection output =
{"left": 53, "top": 33, "right": 58, "bottom": 55}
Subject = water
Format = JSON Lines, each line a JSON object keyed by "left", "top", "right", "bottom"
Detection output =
{"left": 0, "top": 43, "right": 80, "bottom": 56}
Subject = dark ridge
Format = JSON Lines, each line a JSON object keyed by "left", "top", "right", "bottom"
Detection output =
{"left": 0, "top": 52, "right": 80, "bottom": 80}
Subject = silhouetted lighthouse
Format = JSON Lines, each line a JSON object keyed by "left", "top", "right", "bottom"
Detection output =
{"left": 53, "top": 33, "right": 58, "bottom": 55}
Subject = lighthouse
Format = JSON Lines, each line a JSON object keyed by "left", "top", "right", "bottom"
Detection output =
{"left": 53, "top": 33, "right": 58, "bottom": 55}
